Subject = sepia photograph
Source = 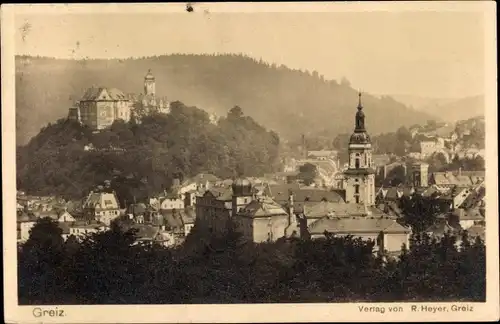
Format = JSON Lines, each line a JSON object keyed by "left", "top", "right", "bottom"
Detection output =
{"left": 2, "top": 2, "right": 498, "bottom": 323}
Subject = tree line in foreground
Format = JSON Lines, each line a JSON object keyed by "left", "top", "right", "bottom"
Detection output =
{"left": 18, "top": 217, "right": 485, "bottom": 304}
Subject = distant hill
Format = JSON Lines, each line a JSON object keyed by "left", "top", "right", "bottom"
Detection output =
{"left": 386, "top": 94, "right": 455, "bottom": 111}
{"left": 15, "top": 54, "right": 436, "bottom": 145}
{"left": 388, "top": 94, "right": 485, "bottom": 123}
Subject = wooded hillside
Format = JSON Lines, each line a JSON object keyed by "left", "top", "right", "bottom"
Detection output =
{"left": 16, "top": 54, "right": 436, "bottom": 145}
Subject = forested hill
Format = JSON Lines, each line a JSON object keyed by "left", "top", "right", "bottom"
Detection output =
{"left": 16, "top": 102, "right": 281, "bottom": 203}
{"left": 16, "top": 54, "right": 435, "bottom": 145}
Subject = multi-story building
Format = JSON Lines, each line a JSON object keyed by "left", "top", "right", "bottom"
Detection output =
{"left": 69, "top": 87, "right": 132, "bottom": 130}
{"left": 68, "top": 69, "right": 170, "bottom": 129}
{"left": 193, "top": 94, "right": 411, "bottom": 252}
{"left": 82, "top": 191, "right": 121, "bottom": 225}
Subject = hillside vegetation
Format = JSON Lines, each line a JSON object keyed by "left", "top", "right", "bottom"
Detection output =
{"left": 16, "top": 54, "right": 436, "bottom": 145}
{"left": 16, "top": 102, "right": 281, "bottom": 203}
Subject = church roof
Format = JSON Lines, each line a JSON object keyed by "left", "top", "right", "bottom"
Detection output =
{"left": 145, "top": 69, "right": 155, "bottom": 80}
{"left": 349, "top": 132, "right": 371, "bottom": 145}
{"left": 308, "top": 217, "right": 409, "bottom": 235}
{"left": 303, "top": 201, "right": 385, "bottom": 219}
{"left": 265, "top": 184, "right": 344, "bottom": 204}
{"left": 349, "top": 92, "right": 371, "bottom": 145}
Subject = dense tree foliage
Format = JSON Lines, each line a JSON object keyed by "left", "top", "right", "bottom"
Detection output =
{"left": 443, "top": 155, "right": 485, "bottom": 172}
{"left": 16, "top": 54, "right": 436, "bottom": 145}
{"left": 298, "top": 163, "right": 318, "bottom": 186}
{"left": 399, "top": 193, "right": 444, "bottom": 232}
{"left": 17, "top": 102, "right": 281, "bottom": 204}
{"left": 18, "top": 218, "right": 486, "bottom": 304}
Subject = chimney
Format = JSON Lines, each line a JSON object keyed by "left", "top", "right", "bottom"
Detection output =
{"left": 458, "top": 167, "right": 462, "bottom": 176}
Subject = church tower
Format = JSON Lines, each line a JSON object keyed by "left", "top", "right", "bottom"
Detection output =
{"left": 144, "top": 69, "right": 156, "bottom": 96}
{"left": 343, "top": 93, "right": 376, "bottom": 206}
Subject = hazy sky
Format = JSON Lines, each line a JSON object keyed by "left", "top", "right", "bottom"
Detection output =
{"left": 15, "top": 10, "right": 486, "bottom": 98}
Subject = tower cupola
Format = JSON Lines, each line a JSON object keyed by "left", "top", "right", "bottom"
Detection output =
{"left": 144, "top": 69, "right": 156, "bottom": 96}
{"left": 349, "top": 92, "right": 371, "bottom": 145}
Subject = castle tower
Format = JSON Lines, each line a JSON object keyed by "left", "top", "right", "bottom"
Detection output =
{"left": 144, "top": 69, "right": 156, "bottom": 96}
{"left": 410, "top": 162, "right": 429, "bottom": 188}
{"left": 343, "top": 92, "right": 376, "bottom": 206}
{"left": 231, "top": 178, "right": 253, "bottom": 217}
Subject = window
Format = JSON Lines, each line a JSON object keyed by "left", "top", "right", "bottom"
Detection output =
{"left": 355, "top": 196, "right": 360, "bottom": 204}
{"left": 355, "top": 184, "right": 360, "bottom": 194}
{"left": 355, "top": 157, "right": 360, "bottom": 169}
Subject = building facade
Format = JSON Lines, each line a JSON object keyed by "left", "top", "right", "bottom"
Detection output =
{"left": 82, "top": 191, "right": 121, "bottom": 225}
{"left": 409, "top": 162, "right": 429, "bottom": 187}
{"left": 68, "top": 69, "right": 170, "bottom": 130}
{"left": 71, "top": 87, "right": 132, "bottom": 130}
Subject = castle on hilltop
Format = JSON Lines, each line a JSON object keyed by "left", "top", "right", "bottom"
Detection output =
{"left": 68, "top": 69, "right": 170, "bottom": 130}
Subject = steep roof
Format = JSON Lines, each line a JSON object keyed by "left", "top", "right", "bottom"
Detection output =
{"left": 238, "top": 198, "right": 288, "bottom": 218}
{"left": 107, "top": 88, "right": 128, "bottom": 100}
{"left": 188, "top": 173, "right": 221, "bottom": 184}
{"left": 81, "top": 87, "right": 129, "bottom": 101}
{"left": 308, "top": 217, "right": 410, "bottom": 235}
{"left": 460, "top": 184, "right": 485, "bottom": 209}
{"left": 83, "top": 192, "right": 120, "bottom": 210}
{"left": 207, "top": 186, "right": 233, "bottom": 201}
{"left": 265, "top": 184, "right": 344, "bottom": 204}
{"left": 431, "top": 172, "right": 475, "bottom": 187}
{"left": 36, "top": 210, "right": 59, "bottom": 220}
{"left": 304, "top": 201, "right": 386, "bottom": 219}
{"left": 451, "top": 208, "right": 484, "bottom": 221}
{"left": 384, "top": 186, "right": 414, "bottom": 200}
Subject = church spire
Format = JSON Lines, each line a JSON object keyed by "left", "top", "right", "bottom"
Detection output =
{"left": 354, "top": 91, "right": 366, "bottom": 132}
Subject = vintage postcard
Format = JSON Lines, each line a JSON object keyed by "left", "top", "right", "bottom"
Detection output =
{"left": 2, "top": 2, "right": 498, "bottom": 323}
